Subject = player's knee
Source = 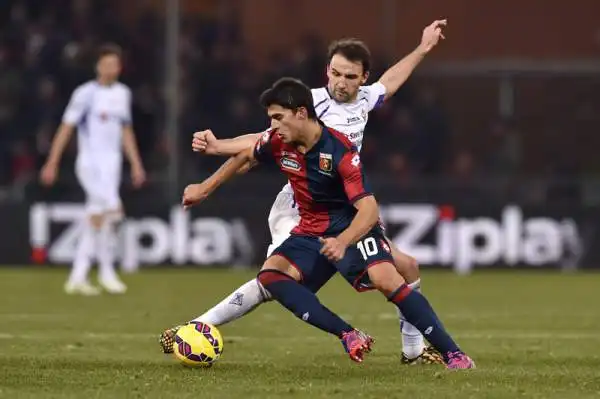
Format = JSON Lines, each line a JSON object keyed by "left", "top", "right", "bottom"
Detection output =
{"left": 257, "top": 269, "right": 293, "bottom": 288}
{"left": 260, "top": 255, "right": 302, "bottom": 282}
{"left": 392, "top": 248, "right": 420, "bottom": 284}
{"left": 368, "top": 261, "right": 407, "bottom": 297}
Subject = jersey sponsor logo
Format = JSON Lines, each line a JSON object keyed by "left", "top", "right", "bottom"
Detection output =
{"left": 380, "top": 204, "right": 583, "bottom": 272}
{"left": 281, "top": 157, "right": 301, "bottom": 171}
{"left": 348, "top": 131, "right": 363, "bottom": 141}
{"left": 319, "top": 153, "right": 332, "bottom": 173}
{"left": 347, "top": 116, "right": 361, "bottom": 123}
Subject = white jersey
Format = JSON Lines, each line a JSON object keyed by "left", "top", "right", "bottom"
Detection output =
{"left": 311, "top": 81, "right": 386, "bottom": 151}
{"left": 62, "top": 80, "right": 132, "bottom": 165}
{"left": 278, "top": 82, "right": 386, "bottom": 196}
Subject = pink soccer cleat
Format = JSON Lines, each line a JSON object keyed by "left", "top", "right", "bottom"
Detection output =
{"left": 341, "top": 329, "right": 374, "bottom": 363}
{"left": 446, "top": 351, "right": 476, "bottom": 369}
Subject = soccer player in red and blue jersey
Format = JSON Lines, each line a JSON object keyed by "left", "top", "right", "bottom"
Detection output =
{"left": 165, "top": 23, "right": 448, "bottom": 364}
{"left": 182, "top": 77, "right": 475, "bottom": 368}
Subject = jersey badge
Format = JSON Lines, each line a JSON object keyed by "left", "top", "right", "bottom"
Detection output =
{"left": 319, "top": 153, "right": 333, "bottom": 173}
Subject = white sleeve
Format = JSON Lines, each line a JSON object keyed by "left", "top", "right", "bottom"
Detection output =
{"left": 62, "top": 85, "right": 92, "bottom": 125}
{"left": 122, "top": 87, "right": 133, "bottom": 126}
{"left": 311, "top": 88, "right": 330, "bottom": 116}
{"left": 362, "top": 81, "right": 387, "bottom": 111}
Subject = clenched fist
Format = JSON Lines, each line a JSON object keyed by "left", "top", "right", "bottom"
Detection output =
{"left": 192, "top": 130, "right": 218, "bottom": 154}
{"left": 181, "top": 183, "right": 210, "bottom": 210}
{"left": 319, "top": 237, "right": 348, "bottom": 263}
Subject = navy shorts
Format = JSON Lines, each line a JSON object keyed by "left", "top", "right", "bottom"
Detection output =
{"left": 271, "top": 228, "right": 394, "bottom": 292}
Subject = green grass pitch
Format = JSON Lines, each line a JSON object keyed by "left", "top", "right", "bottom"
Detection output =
{"left": 0, "top": 268, "right": 599, "bottom": 398}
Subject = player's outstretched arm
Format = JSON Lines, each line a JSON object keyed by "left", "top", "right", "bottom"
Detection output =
{"left": 122, "top": 125, "right": 147, "bottom": 188}
{"left": 192, "top": 129, "right": 262, "bottom": 156}
{"left": 182, "top": 147, "right": 255, "bottom": 209}
{"left": 39, "top": 123, "right": 75, "bottom": 186}
{"left": 378, "top": 19, "right": 447, "bottom": 100}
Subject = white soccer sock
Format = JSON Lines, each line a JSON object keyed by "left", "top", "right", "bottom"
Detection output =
{"left": 98, "top": 220, "right": 119, "bottom": 282}
{"left": 67, "top": 219, "right": 97, "bottom": 285}
{"left": 192, "top": 278, "right": 270, "bottom": 326}
{"left": 397, "top": 278, "right": 426, "bottom": 359}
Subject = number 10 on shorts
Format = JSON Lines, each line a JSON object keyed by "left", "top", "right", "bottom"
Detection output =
{"left": 357, "top": 237, "right": 379, "bottom": 260}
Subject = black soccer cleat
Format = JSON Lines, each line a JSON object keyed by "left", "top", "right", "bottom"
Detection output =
{"left": 401, "top": 345, "right": 445, "bottom": 365}
{"left": 159, "top": 325, "right": 183, "bottom": 354}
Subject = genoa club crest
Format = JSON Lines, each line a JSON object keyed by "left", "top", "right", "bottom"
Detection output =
{"left": 319, "top": 153, "right": 332, "bottom": 172}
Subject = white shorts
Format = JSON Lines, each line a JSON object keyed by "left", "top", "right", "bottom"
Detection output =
{"left": 76, "top": 158, "right": 122, "bottom": 216}
{"left": 266, "top": 183, "right": 300, "bottom": 257}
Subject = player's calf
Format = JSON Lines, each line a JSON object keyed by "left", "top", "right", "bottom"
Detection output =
{"left": 388, "top": 242, "right": 431, "bottom": 362}
{"left": 257, "top": 268, "right": 353, "bottom": 337}
{"left": 367, "top": 262, "right": 474, "bottom": 369}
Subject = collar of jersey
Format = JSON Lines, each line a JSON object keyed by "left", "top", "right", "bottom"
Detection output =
{"left": 294, "top": 126, "right": 328, "bottom": 156}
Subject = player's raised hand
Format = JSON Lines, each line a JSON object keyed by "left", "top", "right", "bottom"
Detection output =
{"left": 182, "top": 183, "right": 210, "bottom": 210}
{"left": 40, "top": 162, "right": 58, "bottom": 187}
{"left": 192, "top": 129, "right": 218, "bottom": 154}
{"left": 319, "top": 237, "right": 347, "bottom": 263}
{"left": 418, "top": 19, "right": 447, "bottom": 54}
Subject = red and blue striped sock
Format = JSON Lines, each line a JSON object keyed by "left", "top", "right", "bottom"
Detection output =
{"left": 389, "top": 284, "right": 459, "bottom": 361}
{"left": 258, "top": 270, "right": 353, "bottom": 337}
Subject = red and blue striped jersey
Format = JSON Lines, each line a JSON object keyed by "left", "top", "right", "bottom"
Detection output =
{"left": 254, "top": 126, "right": 374, "bottom": 237}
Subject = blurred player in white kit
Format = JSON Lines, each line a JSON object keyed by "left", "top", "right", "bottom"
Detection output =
{"left": 40, "top": 44, "right": 146, "bottom": 295}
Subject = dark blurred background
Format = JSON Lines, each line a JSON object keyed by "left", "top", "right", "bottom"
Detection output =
{"left": 1, "top": 0, "right": 600, "bottom": 207}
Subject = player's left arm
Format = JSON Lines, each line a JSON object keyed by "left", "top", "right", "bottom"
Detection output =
{"left": 182, "top": 130, "right": 276, "bottom": 209}
{"left": 320, "top": 150, "right": 379, "bottom": 262}
{"left": 336, "top": 151, "right": 379, "bottom": 246}
{"left": 121, "top": 88, "right": 146, "bottom": 188}
{"left": 377, "top": 19, "right": 446, "bottom": 101}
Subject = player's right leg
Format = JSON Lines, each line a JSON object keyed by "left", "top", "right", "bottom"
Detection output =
{"left": 65, "top": 163, "right": 103, "bottom": 296}
{"left": 64, "top": 212, "right": 102, "bottom": 296}
{"left": 337, "top": 229, "right": 475, "bottom": 369}
{"left": 95, "top": 164, "right": 127, "bottom": 294}
{"left": 159, "top": 188, "right": 298, "bottom": 353}
{"left": 368, "top": 263, "right": 475, "bottom": 369}
{"left": 257, "top": 235, "right": 373, "bottom": 363}
{"left": 386, "top": 239, "right": 442, "bottom": 364}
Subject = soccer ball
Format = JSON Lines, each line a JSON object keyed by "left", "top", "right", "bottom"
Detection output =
{"left": 172, "top": 321, "right": 223, "bottom": 367}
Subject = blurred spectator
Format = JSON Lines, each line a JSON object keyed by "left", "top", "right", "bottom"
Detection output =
{"left": 484, "top": 118, "right": 521, "bottom": 176}
{"left": 412, "top": 85, "right": 449, "bottom": 176}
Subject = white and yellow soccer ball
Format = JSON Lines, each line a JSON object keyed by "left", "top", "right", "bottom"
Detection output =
{"left": 172, "top": 322, "right": 224, "bottom": 367}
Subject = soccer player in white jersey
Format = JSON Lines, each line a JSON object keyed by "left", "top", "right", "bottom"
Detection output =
{"left": 40, "top": 44, "right": 146, "bottom": 295}
{"left": 161, "top": 21, "right": 446, "bottom": 364}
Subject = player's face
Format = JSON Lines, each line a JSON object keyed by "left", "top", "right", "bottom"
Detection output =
{"left": 267, "top": 105, "right": 307, "bottom": 143}
{"left": 327, "top": 54, "right": 368, "bottom": 103}
{"left": 96, "top": 54, "right": 122, "bottom": 83}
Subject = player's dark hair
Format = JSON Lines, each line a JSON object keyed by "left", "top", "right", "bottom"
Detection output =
{"left": 97, "top": 43, "right": 123, "bottom": 61}
{"left": 327, "top": 38, "right": 371, "bottom": 74}
{"left": 259, "top": 78, "right": 317, "bottom": 120}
